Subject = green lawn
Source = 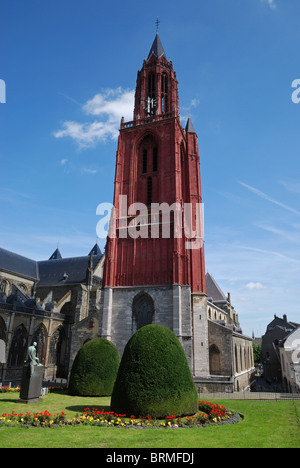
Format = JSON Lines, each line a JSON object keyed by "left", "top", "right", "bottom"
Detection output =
{"left": 0, "top": 392, "right": 299, "bottom": 448}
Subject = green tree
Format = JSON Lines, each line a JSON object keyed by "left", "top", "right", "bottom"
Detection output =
{"left": 252, "top": 343, "right": 262, "bottom": 365}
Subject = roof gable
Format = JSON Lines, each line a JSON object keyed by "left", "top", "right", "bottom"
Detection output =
{"left": 205, "top": 272, "right": 228, "bottom": 302}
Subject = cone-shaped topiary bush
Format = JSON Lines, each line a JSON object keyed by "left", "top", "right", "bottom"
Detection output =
{"left": 110, "top": 325, "right": 198, "bottom": 418}
{"left": 68, "top": 338, "right": 120, "bottom": 396}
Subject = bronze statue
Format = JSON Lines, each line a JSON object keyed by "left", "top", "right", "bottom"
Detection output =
{"left": 27, "top": 342, "right": 42, "bottom": 376}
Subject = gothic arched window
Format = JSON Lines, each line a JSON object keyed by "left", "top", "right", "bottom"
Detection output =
{"left": 209, "top": 344, "right": 221, "bottom": 376}
{"left": 147, "top": 177, "right": 152, "bottom": 206}
{"left": 8, "top": 324, "right": 27, "bottom": 367}
{"left": 161, "top": 73, "right": 168, "bottom": 113}
{"left": 0, "top": 316, "right": 7, "bottom": 342}
{"left": 132, "top": 293, "right": 154, "bottom": 332}
{"left": 142, "top": 149, "right": 148, "bottom": 174}
{"left": 147, "top": 73, "right": 156, "bottom": 115}
{"left": 0, "top": 280, "right": 8, "bottom": 295}
{"left": 153, "top": 147, "right": 158, "bottom": 172}
{"left": 49, "top": 326, "right": 67, "bottom": 378}
{"left": 31, "top": 324, "right": 47, "bottom": 365}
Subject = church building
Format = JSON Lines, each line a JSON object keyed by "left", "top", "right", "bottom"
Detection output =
{"left": 0, "top": 31, "right": 255, "bottom": 393}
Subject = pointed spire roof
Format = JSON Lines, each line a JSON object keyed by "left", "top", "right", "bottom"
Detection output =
{"left": 185, "top": 117, "right": 196, "bottom": 134}
{"left": 147, "top": 33, "right": 166, "bottom": 60}
{"left": 49, "top": 248, "right": 62, "bottom": 261}
{"left": 89, "top": 243, "right": 102, "bottom": 257}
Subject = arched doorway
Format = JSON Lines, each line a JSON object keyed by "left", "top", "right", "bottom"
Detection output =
{"left": 132, "top": 292, "right": 154, "bottom": 333}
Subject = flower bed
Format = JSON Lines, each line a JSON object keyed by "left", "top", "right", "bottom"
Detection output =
{"left": 0, "top": 410, "right": 67, "bottom": 427}
{"left": 0, "top": 400, "right": 242, "bottom": 429}
{"left": 0, "top": 386, "right": 21, "bottom": 393}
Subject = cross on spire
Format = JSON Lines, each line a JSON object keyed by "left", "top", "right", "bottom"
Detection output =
{"left": 155, "top": 17, "right": 160, "bottom": 32}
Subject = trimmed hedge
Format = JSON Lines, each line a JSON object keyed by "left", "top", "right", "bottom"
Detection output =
{"left": 68, "top": 338, "right": 120, "bottom": 396}
{"left": 110, "top": 325, "right": 198, "bottom": 418}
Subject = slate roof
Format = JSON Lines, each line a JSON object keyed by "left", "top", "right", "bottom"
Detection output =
{"left": 0, "top": 248, "right": 39, "bottom": 280}
{"left": 89, "top": 243, "right": 102, "bottom": 257}
{"left": 37, "top": 253, "right": 102, "bottom": 287}
{"left": 147, "top": 33, "right": 166, "bottom": 60}
{"left": 0, "top": 246, "right": 102, "bottom": 288}
{"left": 186, "top": 117, "right": 196, "bottom": 134}
{"left": 49, "top": 248, "right": 62, "bottom": 260}
{"left": 205, "top": 272, "right": 228, "bottom": 303}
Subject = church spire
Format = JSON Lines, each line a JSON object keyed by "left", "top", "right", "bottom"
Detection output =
{"left": 147, "top": 32, "right": 166, "bottom": 60}
{"left": 147, "top": 19, "right": 166, "bottom": 61}
{"left": 186, "top": 117, "right": 196, "bottom": 134}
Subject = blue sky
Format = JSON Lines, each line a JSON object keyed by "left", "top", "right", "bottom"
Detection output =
{"left": 1, "top": 0, "right": 300, "bottom": 336}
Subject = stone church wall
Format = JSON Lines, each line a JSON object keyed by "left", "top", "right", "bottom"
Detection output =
{"left": 208, "top": 319, "right": 233, "bottom": 376}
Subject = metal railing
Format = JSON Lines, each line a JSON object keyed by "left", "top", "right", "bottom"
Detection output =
{"left": 198, "top": 391, "right": 300, "bottom": 401}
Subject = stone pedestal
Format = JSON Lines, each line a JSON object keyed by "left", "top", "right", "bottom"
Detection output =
{"left": 19, "top": 364, "right": 44, "bottom": 404}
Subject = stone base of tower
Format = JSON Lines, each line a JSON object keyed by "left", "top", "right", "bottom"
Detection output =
{"left": 99, "top": 285, "right": 211, "bottom": 378}
{"left": 191, "top": 293, "right": 210, "bottom": 378}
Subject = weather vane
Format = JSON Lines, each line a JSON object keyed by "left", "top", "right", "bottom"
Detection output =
{"left": 155, "top": 17, "right": 160, "bottom": 32}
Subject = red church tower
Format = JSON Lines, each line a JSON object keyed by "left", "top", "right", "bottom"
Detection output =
{"left": 101, "top": 31, "right": 209, "bottom": 377}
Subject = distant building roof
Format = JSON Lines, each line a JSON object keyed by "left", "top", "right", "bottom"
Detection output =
{"left": 0, "top": 246, "right": 102, "bottom": 287}
{"left": 265, "top": 315, "right": 299, "bottom": 335}
{"left": 0, "top": 248, "right": 39, "bottom": 280}
{"left": 37, "top": 253, "right": 102, "bottom": 287}
{"left": 206, "top": 272, "right": 228, "bottom": 303}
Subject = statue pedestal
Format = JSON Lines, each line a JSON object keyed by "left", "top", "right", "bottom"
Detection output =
{"left": 18, "top": 364, "right": 44, "bottom": 404}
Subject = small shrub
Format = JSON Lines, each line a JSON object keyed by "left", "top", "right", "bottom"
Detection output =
{"left": 110, "top": 325, "right": 198, "bottom": 418}
{"left": 68, "top": 338, "right": 120, "bottom": 397}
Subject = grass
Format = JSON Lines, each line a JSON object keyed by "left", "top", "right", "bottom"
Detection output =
{"left": 0, "top": 392, "right": 299, "bottom": 448}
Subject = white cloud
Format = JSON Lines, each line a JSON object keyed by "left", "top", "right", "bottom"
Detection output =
{"left": 81, "top": 168, "right": 98, "bottom": 174}
{"left": 242, "top": 246, "right": 300, "bottom": 265}
{"left": 190, "top": 98, "right": 200, "bottom": 108}
{"left": 60, "top": 159, "right": 68, "bottom": 165}
{"left": 239, "top": 181, "right": 300, "bottom": 216}
{"left": 261, "top": 0, "right": 276, "bottom": 10}
{"left": 279, "top": 179, "right": 300, "bottom": 195}
{"left": 267, "top": 0, "right": 276, "bottom": 10}
{"left": 245, "top": 282, "right": 266, "bottom": 290}
{"left": 54, "top": 88, "right": 135, "bottom": 148}
{"left": 83, "top": 88, "right": 134, "bottom": 121}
